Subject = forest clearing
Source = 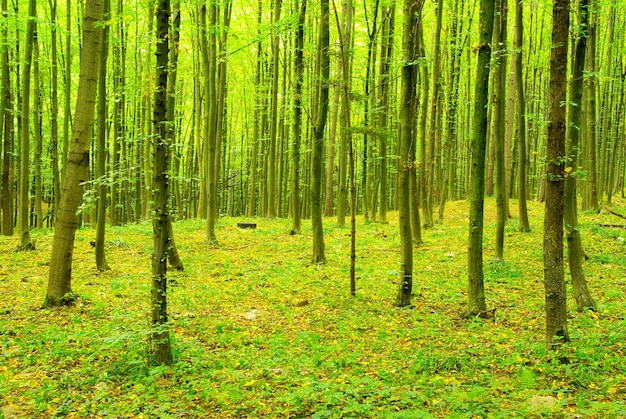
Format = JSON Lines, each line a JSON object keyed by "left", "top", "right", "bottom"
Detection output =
{"left": 1, "top": 198, "right": 625, "bottom": 418}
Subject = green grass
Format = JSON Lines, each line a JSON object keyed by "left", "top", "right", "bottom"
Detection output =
{"left": 1, "top": 198, "right": 625, "bottom": 418}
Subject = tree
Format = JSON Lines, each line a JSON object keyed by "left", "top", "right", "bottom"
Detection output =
{"left": 492, "top": 0, "right": 507, "bottom": 261}
{"left": 395, "top": 0, "right": 424, "bottom": 307}
{"left": 310, "top": 0, "right": 330, "bottom": 264}
{"left": 565, "top": 0, "right": 596, "bottom": 312}
{"left": 467, "top": 0, "right": 494, "bottom": 317}
{"left": 0, "top": 0, "right": 12, "bottom": 236}
{"left": 150, "top": 0, "right": 173, "bottom": 365}
{"left": 513, "top": 0, "right": 531, "bottom": 233}
{"left": 95, "top": 0, "right": 111, "bottom": 272}
{"left": 290, "top": 0, "right": 306, "bottom": 235}
{"left": 44, "top": 0, "right": 104, "bottom": 307}
{"left": 543, "top": 0, "right": 570, "bottom": 347}
{"left": 17, "top": 0, "right": 37, "bottom": 251}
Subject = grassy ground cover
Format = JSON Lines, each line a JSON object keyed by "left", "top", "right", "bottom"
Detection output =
{"left": 1, "top": 198, "right": 625, "bottom": 418}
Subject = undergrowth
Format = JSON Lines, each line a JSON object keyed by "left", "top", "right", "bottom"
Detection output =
{"left": 1, "top": 198, "right": 625, "bottom": 418}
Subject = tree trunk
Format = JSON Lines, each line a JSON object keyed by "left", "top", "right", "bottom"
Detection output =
{"left": 17, "top": 0, "right": 37, "bottom": 251}
{"left": 376, "top": 4, "right": 394, "bottom": 224}
{"left": 95, "top": 0, "right": 110, "bottom": 272}
{"left": 544, "top": 0, "right": 570, "bottom": 347}
{"left": 492, "top": 0, "right": 507, "bottom": 261}
{"left": 0, "top": 0, "right": 13, "bottom": 235}
{"left": 395, "top": 0, "right": 423, "bottom": 307}
{"left": 33, "top": 31, "right": 43, "bottom": 230}
{"left": 266, "top": 0, "right": 282, "bottom": 219}
{"left": 49, "top": 0, "right": 60, "bottom": 225}
{"left": 467, "top": 0, "right": 494, "bottom": 317}
{"left": 44, "top": 0, "right": 104, "bottom": 307}
{"left": 311, "top": 0, "right": 330, "bottom": 264}
{"left": 150, "top": 0, "right": 173, "bottom": 366}
{"left": 290, "top": 0, "right": 306, "bottom": 234}
{"left": 564, "top": 0, "right": 596, "bottom": 312}
{"left": 514, "top": 0, "right": 531, "bottom": 233}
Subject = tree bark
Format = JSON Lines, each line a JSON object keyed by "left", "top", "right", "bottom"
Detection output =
{"left": 565, "top": 0, "right": 596, "bottom": 312}
{"left": 44, "top": 0, "right": 104, "bottom": 307}
{"left": 95, "top": 0, "right": 110, "bottom": 272}
{"left": 290, "top": 0, "right": 306, "bottom": 234}
{"left": 150, "top": 0, "right": 173, "bottom": 365}
{"left": 514, "top": 0, "right": 531, "bottom": 233}
{"left": 544, "top": 0, "right": 570, "bottom": 347}
{"left": 311, "top": 0, "right": 330, "bottom": 264}
{"left": 17, "top": 0, "right": 37, "bottom": 251}
{"left": 395, "top": 0, "right": 423, "bottom": 307}
{"left": 467, "top": 0, "right": 494, "bottom": 317}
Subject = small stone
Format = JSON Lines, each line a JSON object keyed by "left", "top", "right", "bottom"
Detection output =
{"left": 528, "top": 395, "right": 558, "bottom": 411}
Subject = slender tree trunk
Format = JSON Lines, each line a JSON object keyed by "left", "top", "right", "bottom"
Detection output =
{"left": 582, "top": 12, "right": 598, "bottom": 211}
{"left": 311, "top": 0, "right": 330, "bottom": 264}
{"left": 33, "top": 31, "right": 43, "bottom": 230}
{"left": 376, "top": 4, "right": 394, "bottom": 224}
{"left": 544, "top": 0, "right": 570, "bottom": 347}
{"left": 17, "top": 0, "right": 37, "bottom": 251}
{"left": 492, "top": 0, "right": 507, "bottom": 261}
{"left": 44, "top": 0, "right": 104, "bottom": 307}
{"left": 62, "top": 0, "right": 71, "bottom": 183}
{"left": 151, "top": 0, "right": 173, "bottom": 365}
{"left": 424, "top": 0, "right": 444, "bottom": 228}
{"left": 332, "top": 0, "right": 355, "bottom": 294}
{"left": 395, "top": 0, "right": 423, "bottom": 307}
{"left": 467, "top": 0, "right": 494, "bottom": 317}
{"left": 95, "top": 0, "right": 110, "bottom": 272}
{"left": 514, "top": 0, "right": 530, "bottom": 232}
{"left": 266, "top": 0, "right": 281, "bottom": 219}
{"left": 290, "top": 0, "right": 306, "bottom": 234}
{"left": 49, "top": 0, "right": 60, "bottom": 224}
{"left": 0, "top": 0, "right": 13, "bottom": 235}
{"left": 565, "top": 0, "right": 595, "bottom": 312}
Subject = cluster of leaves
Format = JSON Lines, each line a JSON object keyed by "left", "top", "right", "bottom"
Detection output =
{"left": 1, "top": 198, "right": 625, "bottom": 418}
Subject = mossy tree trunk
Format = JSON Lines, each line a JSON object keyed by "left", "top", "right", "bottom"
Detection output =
{"left": 44, "top": 0, "right": 104, "bottom": 307}
{"left": 0, "top": 0, "right": 13, "bottom": 236}
{"left": 290, "top": 0, "right": 306, "bottom": 235}
{"left": 467, "top": 0, "right": 494, "bottom": 317}
{"left": 492, "top": 0, "right": 507, "bottom": 262}
{"left": 543, "top": 0, "right": 570, "bottom": 348}
{"left": 395, "top": 0, "right": 423, "bottom": 307}
{"left": 513, "top": 0, "right": 531, "bottom": 233}
{"left": 151, "top": 0, "right": 173, "bottom": 366}
{"left": 565, "top": 0, "right": 596, "bottom": 312}
{"left": 311, "top": 0, "right": 330, "bottom": 264}
{"left": 95, "top": 0, "right": 110, "bottom": 272}
{"left": 17, "top": 0, "right": 37, "bottom": 251}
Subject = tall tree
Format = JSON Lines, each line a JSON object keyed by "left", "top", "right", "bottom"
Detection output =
{"left": 151, "top": 0, "right": 174, "bottom": 365}
{"left": 0, "top": 0, "right": 13, "bottom": 235}
{"left": 49, "top": 0, "right": 61, "bottom": 223}
{"left": 266, "top": 0, "right": 282, "bottom": 219}
{"left": 543, "top": 0, "right": 570, "bottom": 347}
{"left": 395, "top": 0, "right": 423, "bottom": 307}
{"left": 95, "top": 0, "right": 111, "bottom": 272}
{"left": 467, "top": 0, "right": 494, "bottom": 317}
{"left": 424, "top": 0, "right": 444, "bottom": 228}
{"left": 311, "top": 0, "right": 330, "bottom": 264}
{"left": 492, "top": 0, "right": 507, "bottom": 261}
{"left": 290, "top": 0, "right": 306, "bottom": 235}
{"left": 17, "top": 0, "right": 37, "bottom": 251}
{"left": 44, "top": 0, "right": 104, "bottom": 307}
{"left": 564, "top": 0, "right": 596, "bottom": 312}
{"left": 513, "top": 0, "right": 531, "bottom": 233}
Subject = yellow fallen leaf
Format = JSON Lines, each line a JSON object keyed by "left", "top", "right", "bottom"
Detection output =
{"left": 244, "top": 380, "right": 256, "bottom": 387}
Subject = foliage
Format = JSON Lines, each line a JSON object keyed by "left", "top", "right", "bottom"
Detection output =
{"left": 1, "top": 199, "right": 626, "bottom": 417}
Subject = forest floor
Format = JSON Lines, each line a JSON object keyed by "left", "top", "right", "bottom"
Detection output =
{"left": 1, "top": 197, "right": 626, "bottom": 418}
